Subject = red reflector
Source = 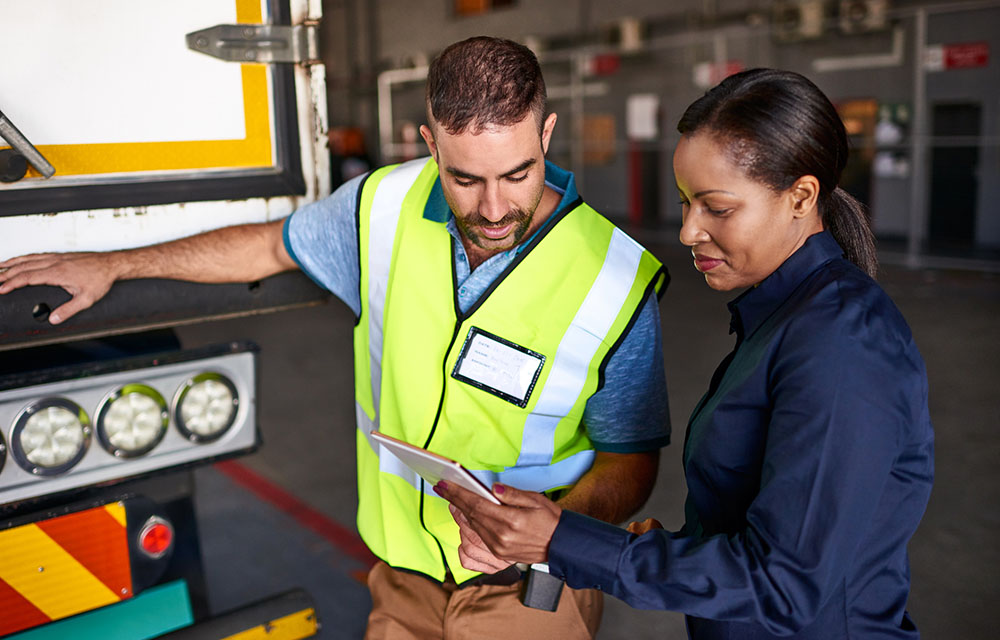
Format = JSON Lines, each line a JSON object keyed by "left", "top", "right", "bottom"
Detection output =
{"left": 138, "top": 517, "right": 173, "bottom": 558}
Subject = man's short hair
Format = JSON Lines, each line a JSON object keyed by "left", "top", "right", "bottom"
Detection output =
{"left": 425, "top": 36, "right": 547, "bottom": 135}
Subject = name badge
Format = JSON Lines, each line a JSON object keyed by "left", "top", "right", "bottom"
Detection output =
{"left": 451, "top": 327, "right": 545, "bottom": 408}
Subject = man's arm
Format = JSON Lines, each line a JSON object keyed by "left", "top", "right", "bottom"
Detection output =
{"left": 0, "top": 220, "right": 294, "bottom": 324}
{"left": 555, "top": 450, "right": 659, "bottom": 525}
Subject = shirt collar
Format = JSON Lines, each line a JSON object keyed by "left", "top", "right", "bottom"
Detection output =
{"left": 423, "top": 158, "right": 579, "bottom": 224}
{"left": 727, "top": 230, "right": 845, "bottom": 338}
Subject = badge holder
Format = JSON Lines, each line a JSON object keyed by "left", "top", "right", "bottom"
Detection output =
{"left": 451, "top": 327, "right": 545, "bottom": 408}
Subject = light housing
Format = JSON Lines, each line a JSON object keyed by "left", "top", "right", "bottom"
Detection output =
{"left": 173, "top": 372, "right": 239, "bottom": 443}
{"left": 97, "top": 384, "right": 169, "bottom": 458}
{"left": 10, "top": 398, "right": 92, "bottom": 476}
{"left": 0, "top": 342, "right": 258, "bottom": 507}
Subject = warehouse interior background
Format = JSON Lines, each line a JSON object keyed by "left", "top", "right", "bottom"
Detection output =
{"left": 169, "top": 0, "right": 1000, "bottom": 638}
{"left": 321, "top": 0, "right": 1000, "bottom": 267}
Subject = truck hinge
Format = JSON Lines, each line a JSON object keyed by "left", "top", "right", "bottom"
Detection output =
{"left": 186, "top": 23, "right": 320, "bottom": 65}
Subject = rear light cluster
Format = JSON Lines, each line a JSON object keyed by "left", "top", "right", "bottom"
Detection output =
{"left": 10, "top": 374, "right": 236, "bottom": 476}
{"left": 0, "top": 344, "right": 258, "bottom": 506}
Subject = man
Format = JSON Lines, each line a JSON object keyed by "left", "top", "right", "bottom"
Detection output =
{"left": 0, "top": 37, "right": 669, "bottom": 639}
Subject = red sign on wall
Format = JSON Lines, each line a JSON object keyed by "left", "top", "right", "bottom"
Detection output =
{"left": 693, "top": 61, "right": 746, "bottom": 89}
{"left": 944, "top": 42, "right": 989, "bottom": 69}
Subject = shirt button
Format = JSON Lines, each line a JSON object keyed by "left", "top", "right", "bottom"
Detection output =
{"left": 458, "top": 254, "right": 467, "bottom": 262}
{"left": 460, "top": 287, "right": 467, "bottom": 295}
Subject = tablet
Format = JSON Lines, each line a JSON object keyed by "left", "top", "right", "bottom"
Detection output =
{"left": 370, "top": 431, "right": 501, "bottom": 505}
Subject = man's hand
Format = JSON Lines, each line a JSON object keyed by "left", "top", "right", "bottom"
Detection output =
{"left": 0, "top": 219, "right": 295, "bottom": 325}
{"left": 0, "top": 252, "right": 119, "bottom": 324}
{"left": 436, "top": 481, "right": 561, "bottom": 568}
{"left": 626, "top": 517, "right": 664, "bottom": 535}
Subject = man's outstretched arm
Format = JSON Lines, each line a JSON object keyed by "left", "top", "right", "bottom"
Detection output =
{"left": 0, "top": 220, "right": 295, "bottom": 324}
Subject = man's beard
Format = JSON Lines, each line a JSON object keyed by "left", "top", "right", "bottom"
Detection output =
{"left": 455, "top": 207, "right": 533, "bottom": 250}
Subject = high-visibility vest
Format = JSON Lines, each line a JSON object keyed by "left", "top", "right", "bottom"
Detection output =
{"left": 353, "top": 157, "right": 667, "bottom": 583}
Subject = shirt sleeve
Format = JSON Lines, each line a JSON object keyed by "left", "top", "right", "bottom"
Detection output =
{"left": 550, "top": 299, "right": 925, "bottom": 634}
{"left": 283, "top": 173, "right": 366, "bottom": 316}
{"left": 582, "top": 294, "right": 670, "bottom": 453}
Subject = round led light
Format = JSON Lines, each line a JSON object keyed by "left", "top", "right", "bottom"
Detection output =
{"left": 11, "top": 398, "right": 91, "bottom": 475}
{"left": 174, "top": 372, "right": 239, "bottom": 443}
{"left": 97, "top": 384, "right": 169, "bottom": 458}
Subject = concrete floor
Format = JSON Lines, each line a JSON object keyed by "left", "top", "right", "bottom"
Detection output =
{"left": 177, "top": 233, "right": 1000, "bottom": 639}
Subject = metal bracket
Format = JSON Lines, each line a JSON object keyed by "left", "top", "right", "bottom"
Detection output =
{"left": 186, "top": 24, "right": 320, "bottom": 64}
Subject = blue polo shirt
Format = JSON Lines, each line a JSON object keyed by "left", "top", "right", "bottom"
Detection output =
{"left": 283, "top": 160, "right": 670, "bottom": 453}
{"left": 549, "top": 231, "right": 933, "bottom": 638}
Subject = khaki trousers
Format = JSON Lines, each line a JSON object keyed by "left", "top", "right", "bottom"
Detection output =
{"left": 364, "top": 561, "right": 603, "bottom": 639}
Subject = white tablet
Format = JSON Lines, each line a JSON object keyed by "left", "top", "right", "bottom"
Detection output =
{"left": 370, "top": 431, "right": 501, "bottom": 505}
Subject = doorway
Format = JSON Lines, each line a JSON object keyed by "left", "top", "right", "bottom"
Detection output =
{"left": 928, "top": 102, "right": 981, "bottom": 251}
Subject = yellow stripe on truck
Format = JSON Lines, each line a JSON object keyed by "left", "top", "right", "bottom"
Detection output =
{"left": 221, "top": 608, "right": 319, "bottom": 640}
{"left": 104, "top": 502, "right": 127, "bottom": 528}
{"left": 0, "top": 523, "right": 120, "bottom": 619}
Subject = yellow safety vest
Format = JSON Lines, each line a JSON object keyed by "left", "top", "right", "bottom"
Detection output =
{"left": 353, "top": 157, "right": 666, "bottom": 583}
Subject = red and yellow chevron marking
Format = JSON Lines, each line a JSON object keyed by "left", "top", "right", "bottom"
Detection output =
{"left": 0, "top": 503, "right": 132, "bottom": 637}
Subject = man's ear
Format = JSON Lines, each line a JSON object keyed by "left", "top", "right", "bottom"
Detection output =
{"left": 540, "top": 113, "right": 558, "bottom": 155}
{"left": 419, "top": 124, "right": 437, "bottom": 160}
{"left": 789, "top": 175, "right": 820, "bottom": 218}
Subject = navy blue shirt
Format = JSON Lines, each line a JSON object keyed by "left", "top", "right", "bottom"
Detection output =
{"left": 549, "top": 231, "right": 934, "bottom": 639}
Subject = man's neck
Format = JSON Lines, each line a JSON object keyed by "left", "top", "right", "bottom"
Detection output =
{"left": 462, "top": 185, "right": 562, "bottom": 270}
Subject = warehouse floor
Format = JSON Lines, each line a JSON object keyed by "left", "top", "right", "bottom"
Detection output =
{"left": 178, "top": 231, "right": 999, "bottom": 639}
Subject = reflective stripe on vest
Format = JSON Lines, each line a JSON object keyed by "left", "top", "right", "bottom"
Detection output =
{"left": 357, "top": 158, "right": 430, "bottom": 494}
{"left": 515, "top": 228, "right": 645, "bottom": 470}
{"left": 356, "top": 402, "right": 421, "bottom": 492}
{"left": 364, "top": 158, "right": 428, "bottom": 429}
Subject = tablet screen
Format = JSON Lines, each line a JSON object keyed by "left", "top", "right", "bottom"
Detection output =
{"left": 371, "top": 431, "right": 501, "bottom": 505}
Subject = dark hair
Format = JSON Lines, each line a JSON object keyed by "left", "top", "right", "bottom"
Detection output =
{"left": 426, "top": 36, "right": 547, "bottom": 135}
{"left": 678, "top": 68, "right": 878, "bottom": 277}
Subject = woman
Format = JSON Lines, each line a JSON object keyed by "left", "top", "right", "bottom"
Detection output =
{"left": 437, "top": 68, "right": 934, "bottom": 639}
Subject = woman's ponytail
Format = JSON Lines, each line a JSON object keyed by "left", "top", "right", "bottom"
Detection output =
{"left": 823, "top": 187, "right": 878, "bottom": 278}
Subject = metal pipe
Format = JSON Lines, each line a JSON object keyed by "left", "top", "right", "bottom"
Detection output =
{"left": 569, "top": 52, "right": 585, "bottom": 188}
{"left": 906, "top": 9, "right": 928, "bottom": 266}
{"left": 890, "top": 0, "right": 1000, "bottom": 18}
{"left": 377, "top": 67, "right": 428, "bottom": 161}
{"left": 0, "top": 110, "right": 55, "bottom": 178}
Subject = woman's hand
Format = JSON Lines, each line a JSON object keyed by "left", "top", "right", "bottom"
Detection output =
{"left": 447, "top": 504, "right": 512, "bottom": 573}
{"left": 435, "top": 481, "right": 562, "bottom": 570}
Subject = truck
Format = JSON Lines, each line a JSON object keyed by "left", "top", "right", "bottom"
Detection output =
{"left": 0, "top": 1, "right": 331, "bottom": 637}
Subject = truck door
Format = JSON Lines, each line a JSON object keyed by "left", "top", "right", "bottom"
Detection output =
{"left": 0, "top": 0, "right": 330, "bottom": 347}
